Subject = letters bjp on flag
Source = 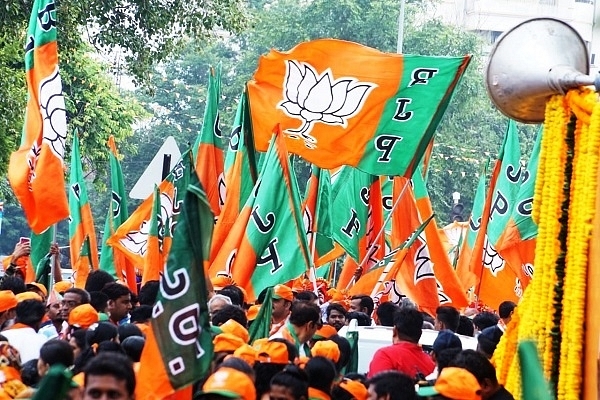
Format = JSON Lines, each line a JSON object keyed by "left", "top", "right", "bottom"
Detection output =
{"left": 193, "top": 66, "right": 225, "bottom": 218}
{"left": 137, "top": 170, "right": 213, "bottom": 400}
{"left": 247, "top": 39, "right": 471, "bottom": 177}
{"left": 108, "top": 150, "right": 192, "bottom": 271}
{"left": 209, "top": 127, "right": 311, "bottom": 300}
{"left": 210, "top": 92, "right": 258, "bottom": 261}
{"left": 99, "top": 136, "right": 136, "bottom": 291}
{"left": 496, "top": 126, "right": 542, "bottom": 289}
{"left": 8, "top": 0, "right": 69, "bottom": 234}
{"left": 68, "top": 132, "right": 99, "bottom": 288}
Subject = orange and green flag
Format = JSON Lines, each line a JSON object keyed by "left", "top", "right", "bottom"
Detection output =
{"left": 99, "top": 136, "right": 136, "bottom": 291}
{"left": 496, "top": 127, "right": 542, "bottom": 289}
{"left": 68, "top": 132, "right": 99, "bottom": 288}
{"left": 209, "top": 127, "right": 311, "bottom": 300}
{"left": 193, "top": 66, "right": 225, "bottom": 219}
{"left": 8, "top": 0, "right": 69, "bottom": 234}
{"left": 210, "top": 92, "right": 258, "bottom": 261}
{"left": 247, "top": 39, "right": 471, "bottom": 177}
{"left": 137, "top": 167, "right": 214, "bottom": 400}
{"left": 141, "top": 185, "right": 164, "bottom": 286}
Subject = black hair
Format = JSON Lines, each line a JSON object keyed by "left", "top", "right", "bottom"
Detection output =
{"left": 71, "top": 329, "right": 87, "bottom": 351}
{"left": 97, "top": 341, "right": 126, "bottom": 355}
{"left": 83, "top": 352, "right": 135, "bottom": 396}
{"left": 138, "top": 281, "right": 160, "bottom": 306}
{"left": 255, "top": 363, "right": 287, "bottom": 399}
{"left": 118, "top": 323, "right": 144, "bottom": 342}
{"left": 344, "top": 373, "right": 367, "bottom": 384}
{"left": 219, "top": 357, "right": 255, "bottom": 380}
{"left": 457, "top": 315, "right": 475, "bottom": 337}
{"left": 89, "top": 291, "right": 108, "bottom": 313}
{"left": 295, "top": 291, "right": 318, "bottom": 303}
{"left": 64, "top": 288, "right": 91, "bottom": 304}
{"left": 329, "top": 334, "right": 351, "bottom": 372}
{"left": 289, "top": 301, "right": 321, "bottom": 327}
{"left": 472, "top": 312, "right": 499, "bottom": 331}
{"left": 305, "top": 356, "right": 336, "bottom": 394}
{"left": 39, "top": 339, "right": 74, "bottom": 367}
{"left": 393, "top": 307, "right": 423, "bottom": 343}
{"left": 477, "top": 333, "right": 499, "bottom": 358}
{"left": 130, "top": 305, "right": 152, "bottom": 323}
{"left": 20, "top": 359, "right": 40, "bottom": 387}
{"left": 435, "top": 306, "right": 460, "bottom": 332}
{"left": 0, "top": 276, "right": 27, "bottom": 294}
{"left": 498, "top": 301, "right": 517, "bottom": 319}
{"left": 15, "top": 299, "right": 46, "bottom": 328}
{"left": 218, "top": 286, "right": 243, "bottom": 307}
{"left": 350, "top": 295, "right": 374, "bottom": 316}
{"left": 346, "top": 311, "right": 371, "bottom": 327}
{"left": 121, "top": 336, "right": 145, "bottom": 362}
{"left": 326, "top": 303, "right": 347, "bottom": 318}
{"left": 436, "top": 348, "right": 462, "bottom": 373}
{"left": 87, "top": 322, "right": 119, "bottom": 345}
{"left": 366, "top": 371, "right": 416, "bottom": 400}
{"left": 331, "top": 383, "right": 354, "bottom": 400}
{"left": 449, "top": 349, "right": 499, "bottom": 385}
{"left": 256, "top": 287, "right": 269, "bottom": 305}
{"left": 211, "top": 305, "right": 248, "bottom": 328}
{"left": 269, "top": 338, "right": 299, "bottom": 363}
{"left": 270, "top": 365, "right": 309, "bottom": 400}
{"left": 101, "top": 282, "right": 131, "bottom": 301}
{"left": 376, "top": 302, "right": 399, "bottom": 327}
{"left": 85, "top": 270, "right": 116, "bottom": 293}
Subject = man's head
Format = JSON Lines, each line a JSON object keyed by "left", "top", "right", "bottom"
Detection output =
{"left": 101, "top": 283, "right": 132, "bottom": 323}
{"left": 434, "top": 306, "right": 460, "bottom": 332}
{"left": 449, "top": 350, "right": 501, "bottom": 400}
{"left": 472, "top": 312, "right": 499, "bottom": 332}
{"left": 498, "top": 301, "right": 516, "bottom": 324}
{"left": 376, "top": 302, "right": 399, "bottom": 327}
{"left": 46, "top": 295, "right": 63, "bottom": 323}
{"left": 85, "top": 270, "right": 116, "bottom": 293}
{"left": 289, "top": 301, "right": 322, "bottom": 344}
{"left": 138, "top": 280, "right": 160, "bottom": 306}
{"left": 208, "top": 294, "right": 233, "bottom": 317}
{"left": 83, "top": 353, "right": 135, "bottom": 400}
{"left": 393, "top": 307, "right": 423, "bottom": 344}
{"left": 211, "top": 305, "right": 248, "bottom": 328}
{"left": 38, "top": 339, "right": 74, "bottom": 377}
{"left": 431, "top": 330, "right": 462, "bottom": 361}
{"left": 60, "top": 288, "right": 90, "bottom": 320}
{"left": 350, "top": 295, "right": 374, "bottom": 316}
{"left": 272, "top": 285, "right": 294, "bottom": 322}
{"left": 16, "top": 299, "right": 46, "bottom": 330}
{"left": 304, "top": 356, "right": 336, "bottom": 395}
{"left": 326, "top": 303, "right": 347, "bottom": 331}
{"left": 0, "top": 290, "right": 18, "bottom": 325}
{"left": 366, "top": 371, "right": 416, "bottom": 400}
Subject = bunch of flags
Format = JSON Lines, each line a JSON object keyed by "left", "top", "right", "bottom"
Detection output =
{"left": 7, "top": 1, "right": 545, "bottom": 394}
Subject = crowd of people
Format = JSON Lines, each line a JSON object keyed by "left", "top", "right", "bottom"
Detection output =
{"left": 0, "top": 241, "right": 518, "bottom": 400}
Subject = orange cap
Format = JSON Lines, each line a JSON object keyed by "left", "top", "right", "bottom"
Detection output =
{"left": 211, "top": 275, "right": 236, "bottom": 291}
{"left": 417, "top": 367, "right": 482, "bottom": 400}
{"left": 68, "top": 304, "right": 99, "bottom": 329}
{"left": 0, "top": 291, "right": 17, "bottom": 313}
{"left": 213, "top": 333, "right": 246, "bottom": 353}
{"left": 247, "top": 305, "right": 260, "bottom": 321}
{"left": 53, "top": 280, "right": 73, "bottom": 294}
{"left": 232, "top": 344, "right": 258, "bottom": 367}
{"left": 219, "top": 319, "right": 249, "bottom": 343}
{"left": 273, "top": 285, "right": 294, "bottom": 302}
{"left": 253, "top": 339, "right": 290, "bottom": 364}
{"left": 15, "top": 291, "right": 43, "bottom": 303}
{"left": 311, "top": 340, "right": 340, "bottom": 362}
{"left": 198, "top": 367, "right": 255, "bottom": 400}
{"left": 313, "top": 324, "right": 338, "bottom": 340}
{"left": 339, "top": 379, "right": 369, "bottom": 400}
{"left": 26, "top": 282, "right": 48, "bottom": 297}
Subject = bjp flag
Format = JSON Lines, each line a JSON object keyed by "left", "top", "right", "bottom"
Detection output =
{"left": 8, "top": 0, "right": 69, "bottom": 233}
{"left": 248, "top": 39, "right": 471, "bottom": 177}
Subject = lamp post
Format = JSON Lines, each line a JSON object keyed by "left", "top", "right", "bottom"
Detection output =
{"left": 451, "top": 192, "right": 464, "bottom": 222}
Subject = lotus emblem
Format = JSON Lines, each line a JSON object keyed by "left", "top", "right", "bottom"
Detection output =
{"left": 482, "top": 235, "right": 505, "bottom": 276}
{"left": 39, "top": 67, "right": 67, "bottom": 161}
{"left": 278, "top": 61, "right": 376, "bottom": 148}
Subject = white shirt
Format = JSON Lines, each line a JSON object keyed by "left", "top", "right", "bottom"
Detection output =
{"left": 2, "top": 326, "right": 48, "bottom": 363}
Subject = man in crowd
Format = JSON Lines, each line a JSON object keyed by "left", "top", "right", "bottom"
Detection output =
{"left": 2, "top": 299, "right": 47, "bottom": 363}
{"left": 270, "top": 284, "right": 294, "bottom": 336}
{"left": 366, "top": 371, "right": 416, "bottom": 400}
{"left": 84, "top": 353, "right": 136, "bottom": 400}
{"left": 450, "top": 350, "right": 515, "bottom": 400}
{"left": 350, "top": 294, "right": 374, "bottom": 324}
{"left": 434, "top": 305, "right": 460, "bottom": 332}
{"left": 326, "top": 303, "right": 347, "bottom": 331}
{"left": 101, "top": 282, "right": 133, "bottom": 325}
{"left": 270, "top": 301, "right": 322, "bottom": 357}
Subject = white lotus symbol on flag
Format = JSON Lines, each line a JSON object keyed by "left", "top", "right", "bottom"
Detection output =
{"left": 482, "top": 235, "right": 505, "bottom": 276}
{"left": 39, "top": 67, "right": 67, "bottom": 161}
{"left": 278, "top": 60, "right": 376, "bottom": 148}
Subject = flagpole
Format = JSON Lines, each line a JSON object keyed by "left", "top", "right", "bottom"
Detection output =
{"left": 346, "top": 178, "right": 411, "bottom": 290}
{"left": 49, "top": 223, "right": 57, "bottom": 289}
{"left": 308, "top": 222, "right": 320, "bottom": 298}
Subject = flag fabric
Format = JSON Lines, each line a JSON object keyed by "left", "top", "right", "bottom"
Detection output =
{"left": 68, "top": 132, "right": 99, "bottom": 288}
{"left": 108, "top": 150, "right": 192, "bottom": 273}
{"left": 210, "top": 92, "right": 258, "bottom": 261}
{"left": 8, "top": 0, "right": 69, "bottom": 234}
{"left": 496, "top": 127, "right": 542, "bottom": 289}
{"left": 330, "top": 167, "right": 386, "bottom": 289}
{"left": 302, "top": 165, "right": 340, "bottom": 266}
{"left": 137, "top": 169, "right": 214, "bottom": 399}
{"left": 193, "top": 66, "right": 225, "bottom": 219}
{"left": 248, "top": 287, "right": 274, "bottom": 344}
{"left": 30, "top": 226, "right": 55, "bottom": 283}
{"left": 98, "top": 136, "right": 136, "bottom": 291}
{"left": 209, "top": 127, "right": 311, "bottom": 300}
{"left": 411, "top": 168, "right": 468, "bottom": 309}
{"left": 247, "top": 39, "right": 471, "bottom": 177}
{"left": 141, "top": 185, "right": 164, "bottom": 286}
{"left": 439, "top": 221, "right": 469, "bottom": 266}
